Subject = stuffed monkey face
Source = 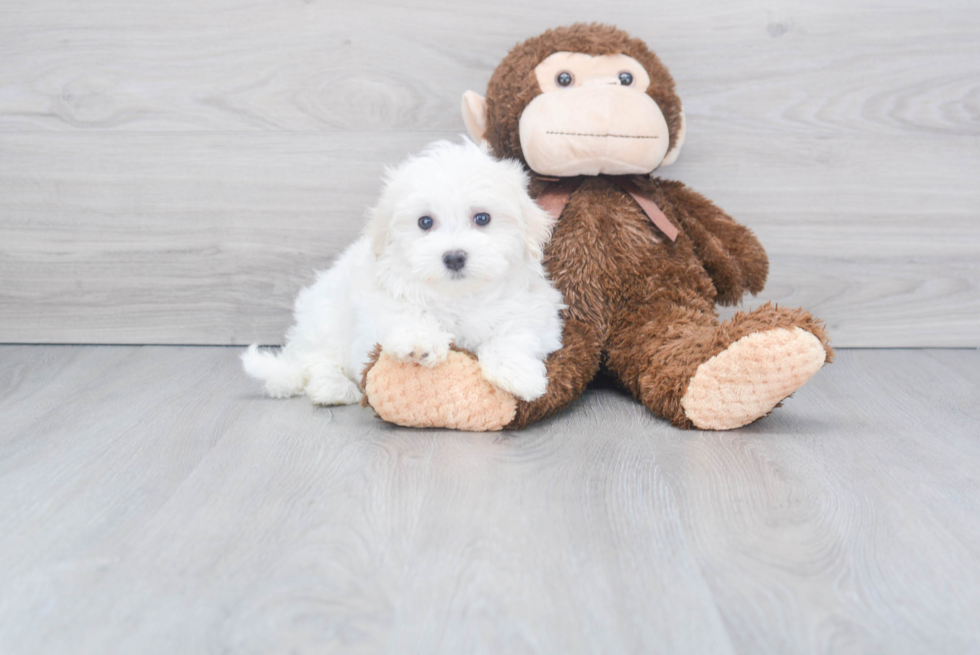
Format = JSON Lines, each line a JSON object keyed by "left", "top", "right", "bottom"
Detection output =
{"left": 462, "top": 26, "right": 686, "bottom": 177}
{"left": 518, "top": 52, "right": 671, "bottom": 176}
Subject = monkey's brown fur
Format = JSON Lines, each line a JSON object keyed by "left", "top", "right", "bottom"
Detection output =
{"left": 496, "top": 25, "right": 832, "bottom": 429}
{"left": 365, "top": 24, "right": 833, "bottom": 430}
{"left": 485, "top": 24, "right": 684, "bottom": 167}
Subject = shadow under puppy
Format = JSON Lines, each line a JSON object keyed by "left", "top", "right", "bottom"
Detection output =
{"left": 243, "top": 140, "right": 564, "bottom": 410}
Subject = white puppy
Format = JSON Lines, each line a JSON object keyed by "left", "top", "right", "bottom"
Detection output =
{"left": 242, "top": 139, "right": 564, "bottom": 406}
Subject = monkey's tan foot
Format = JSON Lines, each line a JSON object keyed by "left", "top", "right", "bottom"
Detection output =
{"left": 680, "top": 327, "right": 827, "bottom": 430}
{"left": 362, "top": 348, "right": 517, "bottom": 431}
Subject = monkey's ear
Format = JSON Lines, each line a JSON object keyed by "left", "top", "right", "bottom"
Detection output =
{"left": 660, "top": 110, "right": 686, "bottom": 167}
{"left": 461, "top": 91, "right": 488, "bottom": 144}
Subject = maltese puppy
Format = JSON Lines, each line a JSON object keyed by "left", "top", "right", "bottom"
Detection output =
{"left": 242, "top": 139, "right": 564, "bottom": 406}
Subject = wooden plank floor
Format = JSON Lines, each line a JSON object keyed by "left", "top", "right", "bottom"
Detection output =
{"left": 1, "top": 345, "right": 978, "bottom": 654}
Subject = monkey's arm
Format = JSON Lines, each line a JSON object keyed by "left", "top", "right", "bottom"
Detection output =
{"left": 656, "top": 180, "right": 769, "bottom": 306}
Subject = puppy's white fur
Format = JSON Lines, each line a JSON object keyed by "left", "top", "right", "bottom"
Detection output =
{"left": 242, "top": 139, "right": 564, "bottom": 405}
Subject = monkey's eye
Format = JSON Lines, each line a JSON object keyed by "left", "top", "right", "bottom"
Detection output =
{"left": 418, "top": 216, "right": 434, "bottom": 230}
{"left": 473, "top": 212, "right": 491, "bottom": 226}
{"left": 555, "top": 71, "right": 574, "bottom": 87}
{"left": 618, "top": 72, "right": 634, "bottom": 86}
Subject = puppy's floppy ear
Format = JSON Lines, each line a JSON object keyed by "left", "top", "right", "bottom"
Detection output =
{"left": 365, "top": 203, "right": 390, "bottom": 259}
{"left": 519, "top": 190, "right": 556, "bottom": 262}
{"left": 364, "top": 164, "right": 401, "bottom": 258}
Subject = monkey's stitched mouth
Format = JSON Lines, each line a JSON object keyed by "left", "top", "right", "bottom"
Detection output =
{"left": 545, "top": 131, "right": 659, "bottom": 139}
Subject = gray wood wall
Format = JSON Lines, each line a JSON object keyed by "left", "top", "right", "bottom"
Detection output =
{"left": 1, "top": 0, "right": 978, "bottom": 347}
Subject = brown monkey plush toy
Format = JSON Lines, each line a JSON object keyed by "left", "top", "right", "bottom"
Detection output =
{"left": 362, "top": 24, "right": 832, "bottom": 431}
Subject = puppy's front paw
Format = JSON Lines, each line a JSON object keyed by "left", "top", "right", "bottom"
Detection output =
{"left": 382, "top": 329, "right": 451, "bottom": 368}
{"left": 478, "top": 354, "right": 548, "bottom": 402}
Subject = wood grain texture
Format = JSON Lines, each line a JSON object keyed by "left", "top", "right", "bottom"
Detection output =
{"left": 0, "top": 0, "right": 978, "bottom": 345}
{"left": 0, "top": 346, "right": 978, "bottom": 654}
{"left": 1, "top": 0, "right": 977, "bottom": 135}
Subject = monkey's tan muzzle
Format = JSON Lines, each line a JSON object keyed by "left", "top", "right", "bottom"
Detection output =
{"left": 518, "top": 86, "right": 671, "bottom": 177}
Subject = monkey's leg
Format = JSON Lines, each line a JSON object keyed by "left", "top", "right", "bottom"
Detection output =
{"left": 606, "top": 302, "right": 833, "bottom": 430}
{"left": 506, "top": 318, "right": 604, "bottom": 429}
{"left": 361, "top": 346, "right": 517, "bottom": 431}
{"left": 361, "top": 318, "right": 603, "bottom": 431}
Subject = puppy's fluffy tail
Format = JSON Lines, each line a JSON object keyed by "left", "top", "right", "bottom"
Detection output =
{"left": 241, "top": 344, "right": 307, "bottom": 398}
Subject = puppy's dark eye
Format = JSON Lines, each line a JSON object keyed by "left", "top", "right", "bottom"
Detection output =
{"left": 556, "top": 71, "right": 573, "bottom": 87}
{"left": 418, "top": 216, "right": 434, "bottom": 230}
{"left": 473, "top": 212, "right": 491, "bottom": 226}
{"left": 618, "top": 72, "right": 633, "bottom": 86}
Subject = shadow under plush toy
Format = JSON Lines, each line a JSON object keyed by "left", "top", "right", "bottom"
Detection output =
{"left": 362, "top": 23, "right": 833, "bottom": 431}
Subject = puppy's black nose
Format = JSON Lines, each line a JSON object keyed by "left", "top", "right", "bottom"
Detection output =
{"left": 443, "top": 250, "right": 467, "bottom": 272}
